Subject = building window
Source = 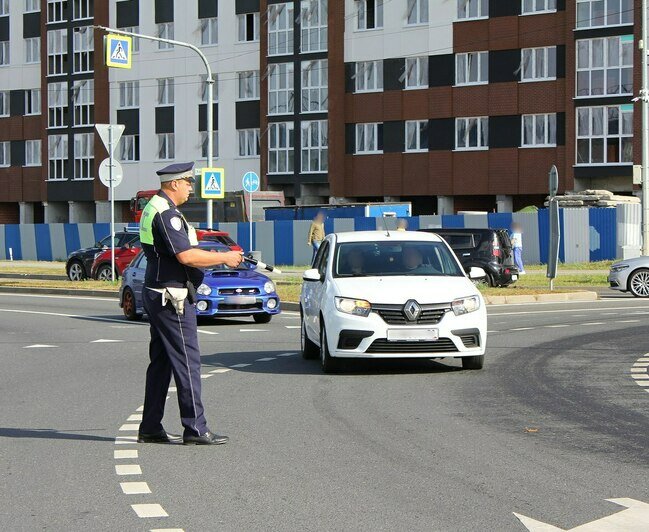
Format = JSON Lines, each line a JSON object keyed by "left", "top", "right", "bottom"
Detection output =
{"left": 25, "top": 139, "right": 42, "bottom": 166}
{"left": 457, "top": 0, "right": 488, "bottom": 20}
{"left": 73, "top": 27, "right": 94, "bottom": 73}
{"left": 268, "top": 62, "right": 294, "bottom": 115}
{"left": 201, "top": 17, "right": 218, "bottom": 46}
{"left": 355, "top": 60, "right": 383, "bottom": 92}
{"left": 455, "top": 117, "right": 488, "bottom": 150}
{"left": 48, "top": 81, "right": 68, "bottom": 128}
{"left": 238, "top": 13, "right": 260, "bottom": 42}
{"left": 577, "top": 105, "right": 632, "bottom": 164}
{"left": 456, "top": 51, "right": 488, "bottom": 85}
{"left": 200, "top": 74, "right": 218, "bottom": 102}
{"left": 522, "top": 0, "right": 556, "bottom": 14}
{"left": 157, "top": 23, "right": 174, "bottom": 50}
{"left": 0, "top": 141, "right": 9, "bottom": 167}
{"left": 119, "top": 81, "right": 139, "bottom": 108}
{"left": 25, "top": 37, "right": 41, "bottom": 64}
{"left": 47, "top": 0, "right": 66, "bottom": 23}
{"left": 576, "top": 0, "right": 633, "bottom": 29}
{"left": 576, "top": 36, "right": 633, "bottom": 97}
{"left": 521, "top": 46, "right": 556, "bottom": 82}
{"left": 238, "top": 129, "right": 260, "bottom": 157}
{"left": 405, "top": 120, "right": 428, "bottom": 152}
{"left": 200, "top": 131, "right": 219, "bottom": 159}
{"left": 301, "top": 0, "right": 327, "bottom": 52}
{"left": 237, "top": 71, "right": 260, "bottom": 100}
{"left": 119, "top": 135, "right": 139, "bottom": 162}
{"left": 48, "top": 134, "right": 68, "bottom": 180}
{"left": 268, "top": 122, "right": 294, "bottom": 173}
{"left": 47, "top": 29, "right": 67, "bottom": 75}
{"left": 25, "top": 89, "right": 41, "bottom": 115}
{"left": 407, "top": 0, "right": 429, "bottom": 25}
{"left": 404, "top": 56, "right": 428, "bottom": 89}
{"left": 25, "top": 0, "right": 41, "bottom": 13}
{"left": 0, "top": 41, "right": 9, "bottom": 66}
{"left": 521, "top": 114, "right": 556, "bottom": 147}
{"left": 356, "top": 123, "right": 383, "bottom": 154}
{"left": 119, "top": 27, "right": 140, "bottom": 52}
{"left": 157, "top": 78, "right": 174, "bottom": 105}
{"left": 301, "top": 60, "right": 328, "bottom": 112}
{"left": 358, "top": 0, "right": 383, "bottom": 29}
{"left": 301, "top": 120, "right": 328, "bottom": 173}
{"left": 73, "top": 133, "right": 93, "bottom": 179}
{"left": 157, "top": 133, "right": 175, "bottom": 160}
{"left": 0, "top": 91, "right": 8, "bottom": 116}
{"left": 72, "top": 79, "right": 93, "bottom": 126}
{"left": 268, "top": 3, "right": 294, "bottom": 56}
{"left": 72, "top": 0, "right": 92, "bottom": 20}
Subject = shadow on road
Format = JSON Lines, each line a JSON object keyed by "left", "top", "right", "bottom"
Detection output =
{"left": 0, "top": 427, "right": 115, "bottom": 442}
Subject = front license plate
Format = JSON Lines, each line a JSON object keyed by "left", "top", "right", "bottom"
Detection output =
{"left": 511, "top": 274, "right": 518, "bottom": 281}
{"left": 387, "top": 329, "right": 439, "bottom": 342}
{"left": 224, "top": 295, "right": 256, "bottom": 305}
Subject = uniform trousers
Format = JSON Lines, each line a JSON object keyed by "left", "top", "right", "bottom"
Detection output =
{"left": 140, "top": 287, "right": 208, "bottom": 437}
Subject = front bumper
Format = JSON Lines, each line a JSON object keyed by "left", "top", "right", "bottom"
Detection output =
{"left": 325, "top": 307, "right": 487, "bottom": 359}
{"left": 196, "top": 294, "right": 281, "bottom": 316}
{"left": 608, "top": 269, "right": 629, "bottom": 291}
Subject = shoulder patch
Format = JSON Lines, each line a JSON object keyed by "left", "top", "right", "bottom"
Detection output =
{"left": 170, "top": 217, "right": 183, "bottom": 231}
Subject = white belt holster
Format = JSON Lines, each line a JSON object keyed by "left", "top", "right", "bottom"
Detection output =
{"left": 164, "top": 287, "right": 189, "bottom": 315}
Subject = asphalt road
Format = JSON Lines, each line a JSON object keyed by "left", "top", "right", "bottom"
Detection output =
{"left": 0, "top": 293, "right": 648, "bottom": 531}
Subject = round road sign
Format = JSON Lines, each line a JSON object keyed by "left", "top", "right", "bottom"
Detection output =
{"left": 99, "top": 158, "right": 124, "bottom": 188}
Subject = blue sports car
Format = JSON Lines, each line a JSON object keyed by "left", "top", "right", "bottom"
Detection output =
{"left": 119, "top": 242, "right": 281, "bottom": 323}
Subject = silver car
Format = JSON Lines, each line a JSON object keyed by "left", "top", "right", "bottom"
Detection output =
{"left": 608, "top": 257, "right": 649, "bottom": 297}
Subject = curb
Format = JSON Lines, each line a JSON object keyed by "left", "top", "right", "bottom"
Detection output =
{"left": 0, "top": 286, "right": 119, "bottom": 298}
{"left": 483, "top": 291, "right": 599, "bottom": 305}
{"left": 0, "top": 273, "right": 68, "bottom": 281}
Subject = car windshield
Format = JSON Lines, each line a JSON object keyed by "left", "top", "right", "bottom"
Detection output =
{"left": 334, "top": 241, "right": 463, "bottom": 277}
{"left": 201, "top": 245, "right": 250, "bottom": 271}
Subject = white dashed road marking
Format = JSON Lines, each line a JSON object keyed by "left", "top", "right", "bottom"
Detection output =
{"left": 23, "top": 344, "right": 58, "bottom": 348}
{"left": 197, "top": 329, "right": 219, "bottom": 335}
{"left": 120, "top": 482, "right": 151, "bottom": 495}
{"left": 209, "top": 368, "right": 231, "bottom": 374}
{"left": 285, "top": 325, "right": 300, "bottom": 329}
{"left": 545, "top": 324, "right": 569, "bottom": 328}
{"left": 91, "top": 339, "right": 123, "bottom": 343}
{"left": 200, "top": 374, "right": 212, "bottom": 379}
{"left": 131, "top": 504, "right": 169, "bottom": 518}
{"left": 127, "top": 414, "right": 142, "bottom": 422}
{"left": 115, "top": 464, "right": 142, "bottom": 476}
{"left": 256, "top": 357, "right": 276, "bottom": 362}
{"left": 119, "top": 424, "right": 139, "bottom": 431}
{"left": 239, "top": 329, "right": 268, "bottom": 332}
{"left": 115, "top": 436, "right": 138, "bottom": 445}
{"left": 230, "top": 363, "right": 251, "bottom": 368}
{"left": 114, "top": 450, "right": 138, "bottom": 459}
{"left": 630, "top": 353, "right": 649, "bottom": 395}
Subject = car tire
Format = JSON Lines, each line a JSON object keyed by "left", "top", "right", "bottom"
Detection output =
{"left": 96, "top": 264, "right": 116, "bottom": 281}
{"left": 67, "top": 260, "right": 86, "bottom": 281}
{"left": 122, "top": 288, "right": 142, "bottom": 321}
{"left": 628, "top": 268, "right": 649, "bottom": 298}
{"left": 253, "top": 313, "right": 272, "bottom": 324}
{"left": 301, "top": 314, "right": 319, "bottom": 360}
{"left": 320, "top": 322, "right": 342, "bottom": 373}
{"left": 462, "top": 355, "right": 484, "bottom": 370}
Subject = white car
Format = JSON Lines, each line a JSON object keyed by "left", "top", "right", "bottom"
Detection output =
{"left": 300, "top": 231, "right": 488, "bottom": 373}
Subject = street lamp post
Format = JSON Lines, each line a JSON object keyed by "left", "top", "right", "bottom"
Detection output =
{"left": 642, "top": 1, "right": 649, "bottom": 255}
{"left": 94, "top": 25, "right": 215, "bottom": 227}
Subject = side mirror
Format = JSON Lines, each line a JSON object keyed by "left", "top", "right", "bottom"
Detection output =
{"left": 303, "top": 268, "right": 323, "bottom": 282}
{"left": 468, "top": 267, "right": 487, "bottom": 279}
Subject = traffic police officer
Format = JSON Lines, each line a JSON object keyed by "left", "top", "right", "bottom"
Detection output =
{"left": 137, "top": 162, "right": 243, "bottom": 445}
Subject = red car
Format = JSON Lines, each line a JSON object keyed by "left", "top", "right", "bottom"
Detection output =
{"left": 91, "top": 230, "right": 241, "bottom": 280}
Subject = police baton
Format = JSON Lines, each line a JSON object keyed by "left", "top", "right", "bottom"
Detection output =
{"left": 243, "top": 255, "right": 282, "bottom": 274}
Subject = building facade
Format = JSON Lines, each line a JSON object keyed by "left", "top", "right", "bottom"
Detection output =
{"left": 0, "top": 0, "right": 641, "bottom": 222}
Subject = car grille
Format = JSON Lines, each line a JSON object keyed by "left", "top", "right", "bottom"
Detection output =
{"left": 366, "top": 338, "right": 458, "bottom": 354}
{"left": 218, "top": 302, "right": 263, "bottom": 311}
{"left": 372, "top": 303, "right": 450, "bottom": 325}
{"left": 218, "top": 287, "right": 260, "bottom": 295}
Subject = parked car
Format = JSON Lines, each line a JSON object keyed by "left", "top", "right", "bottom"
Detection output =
{"left": 66, "top": 231, "right": 140, "bottom": 281}
{"left": 419, "top": 228, "right": 518, "bottom": 287}
{"left": 119, "top": 242, "right": 281, "bottom": 322}
{"left": 608, "top": 257, "right": 649, "bottom": 297}
{"left": 195, "top": 229, "right": 243, "bottom": 251}
{"left": 91, "top": 240, "right": 141, "bottom": 280}
{"left": 300, "top": 231, "right": 488, "bottom": 373}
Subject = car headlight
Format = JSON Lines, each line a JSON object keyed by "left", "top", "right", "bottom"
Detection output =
{"left": 610, "top": 264, "right": 629, "bottom": 273}
{"left": 264, "top": 281, "right": 275, "bottom": 294}
{"left": 335, "top": 297, "right": 371, "bottom": 317}
{"left": 197, "top": 283, "right": 212, "bottom": 296}
{"left": 451, "top": 296, "right": 480, "bottom": 316}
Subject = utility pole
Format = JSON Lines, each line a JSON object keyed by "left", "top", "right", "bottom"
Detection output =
{"left": 642, "top": 1, "right": 649, "bottom": 255}
{"left": 94, "top": 25, "right": 215, "bottom": 227}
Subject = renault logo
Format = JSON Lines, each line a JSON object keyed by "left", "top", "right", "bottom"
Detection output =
{"left": 403, "top": 300, "right": 421, "bottom": 321}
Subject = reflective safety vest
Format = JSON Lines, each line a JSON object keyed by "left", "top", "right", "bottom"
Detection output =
{"left": 139, "top": 194, "right": 198, "bottom": 246}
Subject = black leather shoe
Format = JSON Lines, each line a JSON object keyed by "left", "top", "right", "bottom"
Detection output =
{"left": 137, "top": 430, "right": 182, "bottom": 444}
{"left": 183, "top": 431, "right": 229, "bottom": 445}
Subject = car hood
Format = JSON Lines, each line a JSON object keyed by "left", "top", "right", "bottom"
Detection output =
{"left": 612, "top": 256, "right": 649, "bottom": 269}
{"left": 69, "top": 246, "right": 102, "bottom": 257}
{"left": 203, "top": 268, "right": 271, "bottom": 287}
{"left": 331, "top": 275, "right": 479, "bottom": 304}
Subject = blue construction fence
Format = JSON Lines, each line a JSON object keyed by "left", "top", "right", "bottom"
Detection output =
{"left": 0, "top": 204, "right": 640, "bottom": 265}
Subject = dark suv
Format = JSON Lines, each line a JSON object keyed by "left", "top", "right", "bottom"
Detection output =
{"left": 66, "top": 231, "right": 140, "bottom": 281}
{"left": 419, "top": 228, "right": 518, "bottom": 287}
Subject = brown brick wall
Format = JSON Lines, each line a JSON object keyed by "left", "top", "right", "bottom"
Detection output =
{"left": 0, "top": 201, "right": 19, "bottom": 223}
{"left": 328, "top": 0, "right": 346, "bottom": 197}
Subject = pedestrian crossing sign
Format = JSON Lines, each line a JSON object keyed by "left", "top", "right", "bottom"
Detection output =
{"left": 105, "top": 35, "right": 132, "bottom": 69}
{"left": 200, "top": 168, "right": 225, "bottom": 199}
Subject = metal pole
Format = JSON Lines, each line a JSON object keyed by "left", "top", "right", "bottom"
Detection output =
{"left": 109, "top": 127, "right": 115, "bottom": 282}
{"left": 642, "top": 0, "right": 649, "bottom": 255}
{"left": 94, "top": 25, "right": 214, "bottom": 228}
{"left": 249, "top": 191, "right": 253, "bottom": 253}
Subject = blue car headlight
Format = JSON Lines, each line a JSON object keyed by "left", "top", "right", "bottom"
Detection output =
{"left": 264, "top": 281, "right": 275, "bottom": 294}
{"left": 197, "top": 283, "right": 212, "bottom": 296}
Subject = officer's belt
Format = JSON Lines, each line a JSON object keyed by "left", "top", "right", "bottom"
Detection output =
{"left": 148, "top": 286, "right": 189, "bottom": 315}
